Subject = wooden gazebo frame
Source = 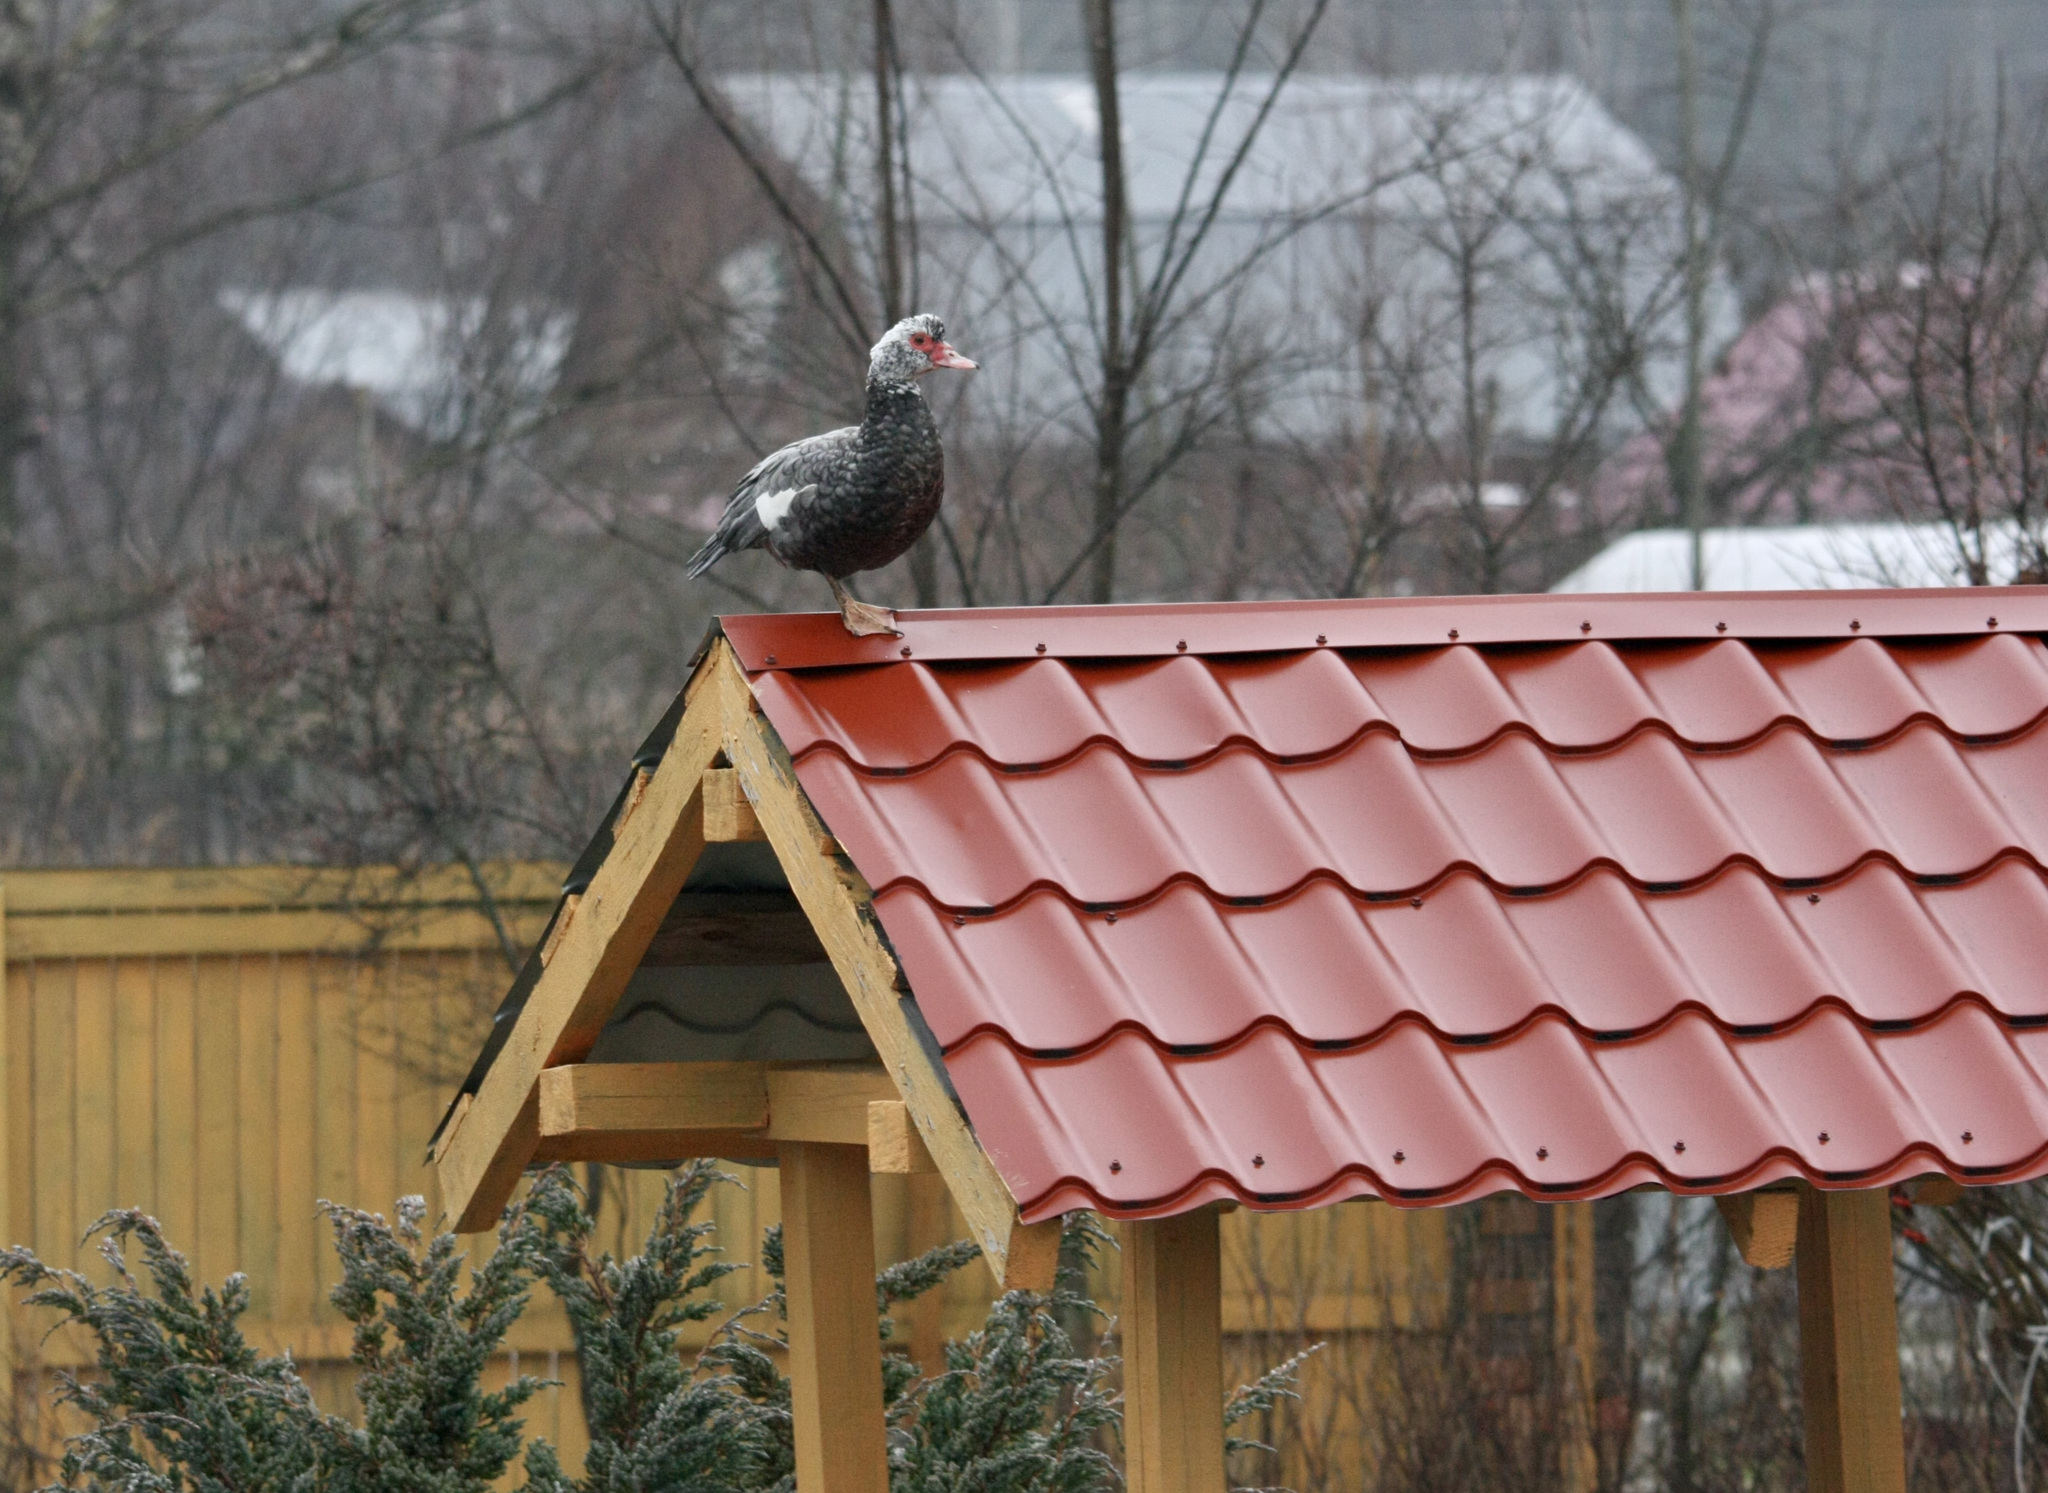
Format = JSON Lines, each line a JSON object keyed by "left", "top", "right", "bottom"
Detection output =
{"left": 434, "top": 637, "right": 1930, "bottom": 1493}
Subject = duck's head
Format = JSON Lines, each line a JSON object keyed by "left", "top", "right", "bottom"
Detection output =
{"left": 869, "top": 314, "right": 977, "bottom": 385}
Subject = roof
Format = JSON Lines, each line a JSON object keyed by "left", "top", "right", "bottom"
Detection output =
{"left": 1554, "top": 523, "right": 2040, "bottom": 593}
{"left": 219, "top": 289, "right": 572, "bottom": 439}
{"left": 717, "top": 590, "right": 2048, "bottom": 1220}
{"left": 720, "top": 73, "right": 1667, "bottom": 227}
{"left": 714, "top": 72, "right": 1734, "bottom": 440}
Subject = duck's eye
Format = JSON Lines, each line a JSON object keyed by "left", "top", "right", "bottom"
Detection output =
{"left": 909, "top": 333, "right": 929, "bottom": 347}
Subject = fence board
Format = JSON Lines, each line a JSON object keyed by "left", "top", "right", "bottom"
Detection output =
{"left": 155, "top": 957, "right": 199, "bottom": 1263}
{"left": 196, "top": 957, "right": 241, "bottom": 1288}
{"left": 30, "top": 962, "right": 75, "bottom": 1271}
{"left": 114, "top": 957, "right": 158, "bottom": 1221}
{"left": 74, "top": 960, "right": 116, "bottom": 1273}
{"left": 238, "top": 954, "right": 280, "bottom": 1318}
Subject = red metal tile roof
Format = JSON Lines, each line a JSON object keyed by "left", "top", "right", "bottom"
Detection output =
{"left": 727, "top": 590, "right": 2048, "bottom": 1219}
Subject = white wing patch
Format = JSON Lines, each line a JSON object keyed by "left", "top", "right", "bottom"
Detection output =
{"left": 755, "top": 484, "right": 812, "bottom": 531}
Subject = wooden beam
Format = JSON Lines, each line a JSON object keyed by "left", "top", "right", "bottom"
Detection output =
{"left": 1716, "top": 1189, "right": 1800, "bottom": 1268}
{"left": 528, "top": 1061, "right": 917, "bottom": 1168}
{"left": 537, "top": 1062, "right": 769, "bottom": 1135}
{"left": 532, "top": 1129, "right": 777, "bottom": 1164}
{"left": 712, "top": 646, "right": 1062, "bottom": 1291}
{"left": 639, "top": 891, "right": 828, "bottom": 966}
{"left": 0, "top": 862, "right": 560, "bottom": 959}
{"left": 1796, "top": 1186, "right": 1906, "bottom": 1493}
{"left": 703, "top": 767, "right": 768, "bottom": 842}
{"left": 1904, "top": 1174, "right": 1963, "bottom": 1207}
{"left": 0, "top": 861, "right": 563, "bottom": 915}
{"left": 1123, "top": 1208, "right": 1227, "bottom": 1493}
{"left": 435, "top": 669, "right": 728, "bottom": 1231}
{"left": 767, "top": 1065, "right": 897, "bottom": 1144}
{"left": 781, "top": 1141, "right": 891, "bottom": 1493}
{"left": 868, "top": 1101, "right": 938, "bottom": 1174}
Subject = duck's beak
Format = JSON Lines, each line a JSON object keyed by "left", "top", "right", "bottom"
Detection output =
{"left": 931, "top": 342, "right": 978, "bottom": 370}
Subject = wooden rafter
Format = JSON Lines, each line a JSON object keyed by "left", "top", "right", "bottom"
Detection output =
{"left": 1715, "top": 1189, "right": 1801, "bottom": 1269}
{"left": 433, "top": 639, "right": 1059, "bottom": 1289}
{"left": 435, "top": 665, "right": 727, "bottom": 1230}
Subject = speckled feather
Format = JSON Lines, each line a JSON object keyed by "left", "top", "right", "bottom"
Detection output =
{"left": 687, "top": 315, "right": 955, "bottom": 583}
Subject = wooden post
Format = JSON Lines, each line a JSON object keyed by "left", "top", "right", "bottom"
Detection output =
{"left": 0, "top": 880, "right": 11, "bottom": 1380}
{"left": 1796, "top": 1186, "right": 1906, "bottom": 1493}
{"left": 780, "top": 1141, "right": 890, "bottom": 1493}
{"left": 1552, "top": 1201, "right": 1598, "bottom": 1493}
{"left": 1123, "top": 1207, "right": 1226, "bottom": 1493}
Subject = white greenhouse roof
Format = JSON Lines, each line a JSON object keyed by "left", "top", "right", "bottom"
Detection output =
{"left": 1553, "top": 523, "right": 2037, "bottom": 592}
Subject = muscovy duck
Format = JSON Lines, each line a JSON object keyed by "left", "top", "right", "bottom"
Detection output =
{"left": 686, "top": 313, "right": 976, "bottom": 635}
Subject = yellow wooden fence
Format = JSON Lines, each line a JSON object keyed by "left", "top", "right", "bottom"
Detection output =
{"left": 0, "top": 864, "right": 1592, "bottom": 1490}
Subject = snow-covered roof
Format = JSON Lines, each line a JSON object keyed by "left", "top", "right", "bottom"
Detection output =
{"left": 719, "top": 71, "right": 1724, "bottom": 443}
{"left": 220, "top": 289, "right": 572, "bottom": 439}
{"left": 1553, "top": 523, "right": 2039, "bottom": 592}
{"left": 720, "top": 72, "right": 1670, "bottom": 227}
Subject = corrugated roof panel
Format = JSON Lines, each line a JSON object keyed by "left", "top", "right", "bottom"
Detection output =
{"left": 734, "top": 597, "right": 2048, "bottom": 1218}
{"left": 1485, "top": 643, "right": 1665, "bottom": 748}
{"left": 1619, "top": 640, "right": 1798, "bottom": 744}
{"left": 947, "top": 1002, "right": 2048, "bottom": 1219}
{"left": 1892, "top": 634, "right": 2048, "bottom": 735}
{"left": 874, "top": 859, "right": 2048, "bottom": 1058}
{"left": 1345, "top": 647, "right": 1527, "bottom": 753}
{"left": 1754, "top": 638, "right": 1937, "bottom": 742}
{"left": 1921, "top": 860, "right": 2048, "bottom": 1000}
{"left": 1965, "top": 728, "right": 2048, "bottom": 848}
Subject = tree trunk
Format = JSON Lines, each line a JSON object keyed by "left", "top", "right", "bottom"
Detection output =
{"left": 872, "top": 0, "right": 941, "bottom": 608}
{"left": 1672, "top": 0, "right": 1708, "bottom": 589}
{"left": 0, "top": 227, "right": 28, "bottom": 759}
{"left": 1083, "top": 0, "right": 1128, "bottom": 606}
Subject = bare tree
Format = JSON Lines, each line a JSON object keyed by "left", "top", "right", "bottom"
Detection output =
{"left": 1821, "top": 86, "right": 2048, "bottom": 583}
{"left": 1667, "top": 0, "right": 1776, "bottom": 586}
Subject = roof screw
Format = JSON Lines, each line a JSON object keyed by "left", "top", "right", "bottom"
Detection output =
{"left": 1109, "top": 1160, "right": 1122, "bottom": 1173}
{"left": 1448, "top": 628, "right": 1460, "bottom": 641}
{"left": 1808, "top": 892, "right": 1821, "bottom": 904}
{"left": 1392, "top": 1150, "right": 1406, "bottom": 1164}
{"left": 1850, "top": 619, "right": 1861, "bottom": 631}
{"left": 1316, "top": 634, "right": 1327, "bottom": 646}
{"left": 1963, "top": 1130, "right": 1974, "bottom": 1144}
{"left": 765, "top": 653, "right": 778, "bottom": 666}
{"left": 1673, "top": 1140, "right": 1687, "bottom": 1154}
{"left": 1105, "top": 911, "right": 1118, "bottom": 924}
{"left": 1410, "top": 896, "right": 1423, "bottom": 908}
{"left": 1252, "top": 1155, "right": 1265, "bottom": 1168}
{"left": 1035, "top": 642, "right": 1047, "bottom": 654}
{"left": 1580, "top": 621, "right": 1592, "bottom": 634}
{"left": 1537, "top": 1147, "right": 1549, "bottom": 1160}
{"left": 1716, "top": 621, "right": 1727, "bottom": 633}
{"left": 1818, "top": 1131, "right": 1830, "bottom": 1144}
{"left": 900, "top": 646, "right": 913, "bottom": 658}
{"left": 1176, "top": 639, "right": 1187, "bottom": 652}
{"left": 1989, "top": 617, "right": 2000, "bottom": 629}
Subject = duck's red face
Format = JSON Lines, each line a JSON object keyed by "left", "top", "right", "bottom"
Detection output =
{"left": 908, "top": 327, "right": 977, "bottom": 370}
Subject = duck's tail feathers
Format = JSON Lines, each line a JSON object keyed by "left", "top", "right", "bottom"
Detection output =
{"left": 686, "top": 498, "right": 771, "bottom": 579}
{"left": 685, "top": 534, "right": 731, "bottom": 579}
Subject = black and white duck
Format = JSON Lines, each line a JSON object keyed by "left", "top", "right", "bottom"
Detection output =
{"left": 686, "top": 313, "right": 976, "bottom": 636}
